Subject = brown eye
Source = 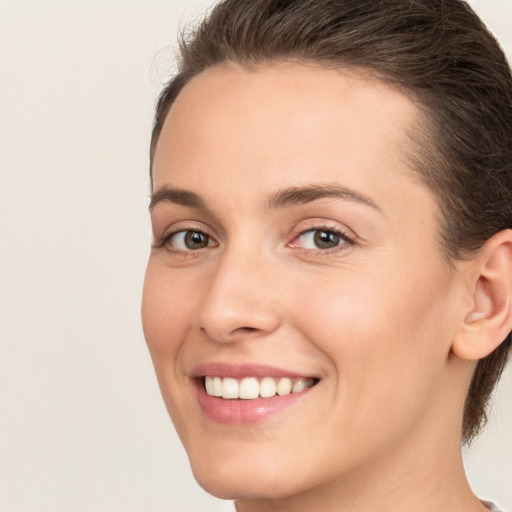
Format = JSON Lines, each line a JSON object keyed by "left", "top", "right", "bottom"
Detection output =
{"left": 184, "top": 231, "right": 209, "bottom": 249}
{"left": 313, "top": 230, "right": 341, "bottom": 249}
{"left": 295, "top": 229, "right": 349, "bottom": 250}
{"left": 170, "top": 230, "right": 215, "bottom": 251}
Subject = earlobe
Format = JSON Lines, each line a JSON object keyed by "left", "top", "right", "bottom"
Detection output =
{"left": 452, "top": 229, "right": 512, "bottom": 361}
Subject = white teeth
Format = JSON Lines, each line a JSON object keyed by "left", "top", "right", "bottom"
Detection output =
{"left": 259, "top": 376, "right": 276, "bottom": 398}
{"left": 222, "top": 377, "right": 239, "bottom": 399}
{"left": 212, "top": 377, "right": 223, "bottom": 397}
{"left": 204, "top": 376, "right": 315, "bottom": 399}
{"left": 292, "top": 379, "right": 306, "bottom": 393}
{"left": 205, "top": 376, "right": 224, "bottom": 396}
{"left": 239, "top": 377, "right": 260, "bottom": 399}
{"left": 276, "top": 377, "right": 293, "bottom": 396}
{"left": 205, "top": 376, "right": 214, "bottom": 395}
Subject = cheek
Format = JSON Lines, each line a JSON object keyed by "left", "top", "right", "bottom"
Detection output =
{"left": 141, "top": 261, "right": 203, "bottom": 432}
{"left": 292, "top": 261, "right": 455, "bottom": 414}
{"left": 141, "top": 260, "right": 199, "bottom": 362}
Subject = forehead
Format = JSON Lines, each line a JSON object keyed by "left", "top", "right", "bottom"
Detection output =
{"left": 153, "top": 63, "right": 421, "bottom": 189}
{"left": 153, "top": 63, "right": 428, "bottom": 214}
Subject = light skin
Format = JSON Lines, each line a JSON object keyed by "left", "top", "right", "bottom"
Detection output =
{"left": 142, "top": 63, "right": 512, "bottom": 512}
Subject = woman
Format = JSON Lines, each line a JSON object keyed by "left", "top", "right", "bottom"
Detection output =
{"left": 142, "top": 1, "right": 512, "bottom": 510}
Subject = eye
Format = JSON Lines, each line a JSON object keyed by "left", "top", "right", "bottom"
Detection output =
{"left": 294, "top": 229, "right": 350, "bottom": 250}
{"left": 168, "top": 230, "right": 216, "bottom": 251}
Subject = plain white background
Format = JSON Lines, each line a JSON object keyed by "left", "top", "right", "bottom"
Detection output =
{"left": 0, "top": 1, "right": 510, "bottom": 511}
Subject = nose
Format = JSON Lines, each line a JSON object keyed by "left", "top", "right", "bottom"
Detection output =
{"left": 198, "top": 249, "right": 281, "bottom": 343}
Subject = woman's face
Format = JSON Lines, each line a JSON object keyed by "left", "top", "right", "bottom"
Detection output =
{"left": 142, "top": 63, "right": 467, "bottom": 502}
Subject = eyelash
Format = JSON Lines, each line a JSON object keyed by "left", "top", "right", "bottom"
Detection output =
{"left": 153, "top": 225, "right": 354, "bottom": 255}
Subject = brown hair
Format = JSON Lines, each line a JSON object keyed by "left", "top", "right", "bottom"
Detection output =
{"left": 150, "top": 0, "right": 512, "bottom": 443}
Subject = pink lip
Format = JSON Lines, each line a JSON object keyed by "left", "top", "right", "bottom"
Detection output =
{"left": 196, "top": 387, "right": 309, "bottom": 425}
{"left": 191, "top": 362, "right": 314, "bottom": 379}
{"left": 191, "top": 363, "right": 318, "bottom": 425}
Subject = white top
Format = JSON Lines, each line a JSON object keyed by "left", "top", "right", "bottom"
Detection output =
{"left": 483, "top": 501, "right": 507, "bottom": 512}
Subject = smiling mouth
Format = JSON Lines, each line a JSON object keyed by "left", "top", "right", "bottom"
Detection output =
{"left": 203, "top": 376, "right": 318, "bottom": 400}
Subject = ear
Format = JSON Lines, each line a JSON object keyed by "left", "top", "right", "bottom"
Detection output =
{"left": 452, "top": 229, "right": 512, "bottom": 361}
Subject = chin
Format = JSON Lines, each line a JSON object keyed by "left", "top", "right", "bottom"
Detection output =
{"left": 188, "top": 449, "right": 308, "bottom": 501}
{"left": 194, "top": 473, "right": 298, "bottom": 502}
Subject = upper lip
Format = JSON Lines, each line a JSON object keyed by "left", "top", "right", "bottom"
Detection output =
{"left": 191, "top": 362, "right": 318, "bottom": 380}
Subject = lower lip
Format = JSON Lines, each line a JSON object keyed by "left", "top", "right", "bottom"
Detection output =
{"left": 195, "top": 382, "right": 314, "bottom": 425}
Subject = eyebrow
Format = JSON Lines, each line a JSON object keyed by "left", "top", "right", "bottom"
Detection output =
{"left": 149, "top": 187, "right": 206, "bottom": 211}
{"left": 266, "top": 184, "right": 381, "bottom": 212}
{"left": 149, "top": 183, "right": 381, "bottom": 213}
